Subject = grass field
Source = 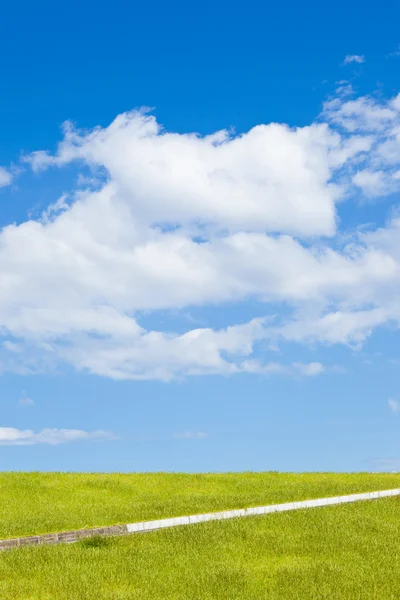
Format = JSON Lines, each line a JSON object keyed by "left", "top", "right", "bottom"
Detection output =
{"left": 1, "top": 471, "right": 400, "bottom": 539}
{"left": 2, "top": 472, "right": 400, "bottom": 599}
{"left": 1, "top": 494, "right": 400, "bottom": 599}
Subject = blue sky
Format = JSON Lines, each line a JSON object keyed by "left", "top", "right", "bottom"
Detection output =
{"left": 1, "top": 0, "right": 400, "bottom": 472}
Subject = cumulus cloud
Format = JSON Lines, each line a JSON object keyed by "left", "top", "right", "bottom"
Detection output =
{"left": 0, "top": 427, "right": 115, "bottom": 445}
{"left": 1, "top": 89, "right": 400, "bottom": 380}
{"left": 343, "top": 55, "right": 365, "bottom": 65}
{"left": 353, "top": 170, "right": 390, "bottom": 196}
{"left": 25, "top": 112, "right": 342, "bottom": 237}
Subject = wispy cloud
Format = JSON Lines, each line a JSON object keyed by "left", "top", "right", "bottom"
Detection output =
{"left": 0, "top": 167, "right": 12, "bottom": 188}
{"left": 173, "top": 431, "right": 208, "bottom": 440}
{"left": 240, "top": 360, "right": 325, "bottom": 377}
{"left": 387, "top": 46, "right": 400, "bottom": 58}
{"left": 18, "top": 391, "right": 35, "bottom": 407}
{"left": 343, "top": 54, "right": 365, "bottom": 65}
{"left": 369, "top": 458, "right": 400, "bottom": 472}
{"left": 0, "top": 427, "right": 116, "bottom": 445}
{"left": 388, "top": 398, "right": 400, "bottom": 414}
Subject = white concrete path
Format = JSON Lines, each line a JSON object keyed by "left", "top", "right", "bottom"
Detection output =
{"left": 127, "top": 488, "right": 400, "bottom": 534}
{"left": 2, "top": 487, "right": 400, "bottom": 551}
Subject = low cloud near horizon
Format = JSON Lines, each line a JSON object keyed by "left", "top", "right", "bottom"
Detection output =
{"left": 0, "top": 427, "right": 116, "bottom": 445}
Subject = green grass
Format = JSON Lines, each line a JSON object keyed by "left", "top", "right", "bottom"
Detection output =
{"left": 1, "top": 471, "right": 400, "bottom": 539}
{"left": 1, "top": 496, "right": 400, "bottom": 599}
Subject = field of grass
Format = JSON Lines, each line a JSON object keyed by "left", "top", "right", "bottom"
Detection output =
{"left": 1, "top": 494, "right": 400, "bottom": 599}
{"left": 1, "top": 471, "right": 400, "bottom": 539}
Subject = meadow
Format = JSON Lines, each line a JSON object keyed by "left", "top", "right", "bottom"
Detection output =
{"left": 0, "top": 495, "right": 400, "bottom": 599}
{"left": 1, "top": 472, "right": 400, "bottom": 599}
{"left": 1, "top": 471, "right": 400, "bottom": 538}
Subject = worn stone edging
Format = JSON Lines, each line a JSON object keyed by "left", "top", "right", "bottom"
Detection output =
{"left": 1, "top": 487, "right": 400, "bottom": 551}
{"left": 0, "top": 525, "right": 129, "bottom": 550}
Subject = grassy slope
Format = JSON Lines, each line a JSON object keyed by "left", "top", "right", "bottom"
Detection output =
{"left": 1, "top": 496, "right": 400, "bottom": 599}
{"left": 1, "top": 471, "right": 400, "bottom": 538}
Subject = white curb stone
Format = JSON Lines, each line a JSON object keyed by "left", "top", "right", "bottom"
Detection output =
{"left": 126, "top": 488, "right": 400, "bottom": 534}
{"left": 2, "top": 487, "right": 400, "bottom": 551}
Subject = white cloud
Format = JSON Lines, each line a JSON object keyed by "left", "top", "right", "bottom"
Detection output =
{"left": 56, "top": 318, "right": 269, "bottom": 380}
{"left": 343, "top": 55, "right": 365, "bottom": 65}
{"left": 323, "top": 92, "right": 400, "bottom": 199}
{"left": 323, "top": 96, "right": 397, "bottom": 133}
{"left": 391, "top": 93, "right": 400, "bottom": 112}
{"left": 353, "top": 170, "right": 389, "bottom": 196}
{"left": 41, "top": 194, "right": 70, "bottom": 223}
{"left": 240, "top": 360, "right": 324, "bottom": 377}
{"left": 173, "top": 431, "right": 208, "bottom": 439}
{"left": 0, "top": 167, "right": 12, "bottom": 188}
{"left": 0, "top": 427, "right": 115, "bottom": 445}
{"left": 388, "top": 398, "right": 400, "bottom": 413}
{"left": 0, "top": 317, "right": 329, "bottom": 380}
{"left": 3, "top": 341, "right": 21, "bottom": 353}
{"left": 1, "top": 90, "right": 400, "bottom": 380}
{"left": 25, "top": 111, "right": 343, "bottom": 237}
{"left": 293, "top": 362, "right": 325, "bottom": 376}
